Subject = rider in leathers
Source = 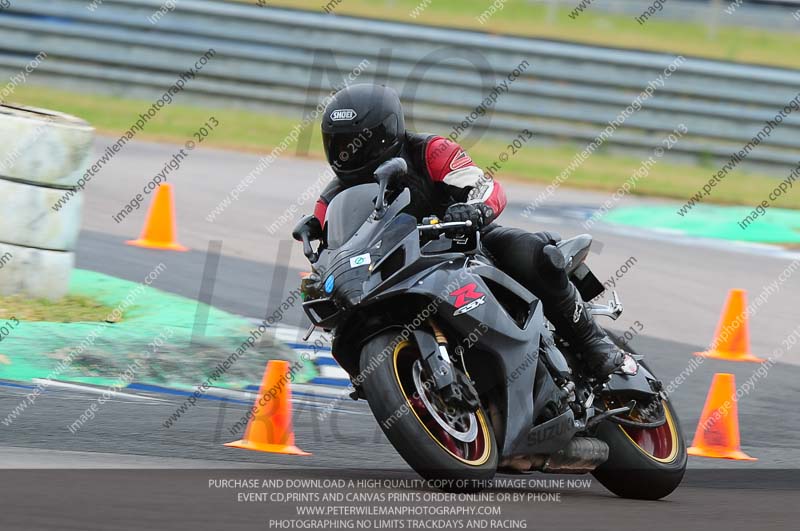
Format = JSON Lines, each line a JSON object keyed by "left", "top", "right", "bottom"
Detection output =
{"left": 312, "top": 84, "right": 624, "bottom": 379}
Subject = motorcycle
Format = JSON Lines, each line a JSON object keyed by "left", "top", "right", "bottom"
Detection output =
{"left": 294, "top": 158, "right": 686, "bottom": 499}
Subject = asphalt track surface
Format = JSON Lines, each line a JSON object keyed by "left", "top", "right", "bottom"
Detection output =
{"left": 2, "top": 137, "right": 799, "bottom": 530}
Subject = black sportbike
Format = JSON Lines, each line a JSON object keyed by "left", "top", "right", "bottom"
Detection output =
{"left": 294, "top": 159, "right": 686, "bottom": 499}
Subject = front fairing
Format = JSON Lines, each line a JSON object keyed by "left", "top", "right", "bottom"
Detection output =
{"left": 304, "top": 187, "right": 417, "bottom": 325}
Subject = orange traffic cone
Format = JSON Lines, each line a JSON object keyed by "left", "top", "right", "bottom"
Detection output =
{"left": 687, "top": 373, "right": 756, "bottom": 461}
{"left": 695, "top": 289, "right": 763, "bottom": 362}
{"left": 126, "top": 183, "right": 188, "bottom": 251}
{"left": 224, "top": 360, "right": 310, "bottom": 455}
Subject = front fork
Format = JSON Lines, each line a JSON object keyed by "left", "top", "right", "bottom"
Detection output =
{"left": 414, "top": 320, "right": 480, "bottom": 412}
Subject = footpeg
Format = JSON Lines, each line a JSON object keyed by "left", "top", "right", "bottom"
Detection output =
{"left": 587, "top": 290, "right": 623, "bottom": 320}
{"left": 586, "top": 400, "right": 635, "bottom": 430}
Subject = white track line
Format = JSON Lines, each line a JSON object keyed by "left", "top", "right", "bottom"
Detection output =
{"left": 33, "top": 379, "right": 166, "bottom": 402}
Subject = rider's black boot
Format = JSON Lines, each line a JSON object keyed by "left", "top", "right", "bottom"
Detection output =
{"left": 546, "top": 281, "right": 624, "bottom": 379}
{"left": 539, "top": 245, "right": 624, "bottom": 379}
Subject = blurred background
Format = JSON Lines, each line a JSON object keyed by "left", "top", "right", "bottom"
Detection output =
{"left": 2, "top": 0, "right": 800, "bottom": 207}
{"left": 1, "top": 0, "right": 800, "bottom": 513}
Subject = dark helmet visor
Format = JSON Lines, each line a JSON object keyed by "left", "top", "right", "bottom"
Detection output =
{"left": 323, "top": 115, "right": 399, "bottom": 174}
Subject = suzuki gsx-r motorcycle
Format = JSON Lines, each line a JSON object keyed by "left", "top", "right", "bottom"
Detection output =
{"left": 294, "top": 158, "right": 686, "bottom": 499}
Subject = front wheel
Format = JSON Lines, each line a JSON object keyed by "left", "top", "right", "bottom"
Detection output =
{"left": 360, "top": 331, "right": 498, "bottom": 489}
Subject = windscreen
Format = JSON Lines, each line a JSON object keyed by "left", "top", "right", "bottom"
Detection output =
{"left": 325, "top": 184, "right": 379, "bottom": 249}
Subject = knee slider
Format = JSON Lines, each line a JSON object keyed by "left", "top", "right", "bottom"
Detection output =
{"left": 541, "top": 244, "right": 566, "bottom": 274}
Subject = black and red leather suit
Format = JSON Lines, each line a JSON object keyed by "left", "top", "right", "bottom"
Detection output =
{"left": 314, "top": 132, "right": 574, "bottom": 344}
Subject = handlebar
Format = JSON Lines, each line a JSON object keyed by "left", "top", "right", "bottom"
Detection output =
{"left": 417, "top": 220, "right": 473, "bottom": 231}
{"left": 418, "top": 217, "right": 480, "bottom": 252}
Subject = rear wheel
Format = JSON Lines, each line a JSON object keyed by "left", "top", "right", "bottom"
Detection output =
{"left": 360, "top": 332, "right": 498, "bottom": 489}
{"left": 591, "top": 332, "right": 687, "bottom": 500}
{"left": 592, "top": 397, "right": 686, "bottom": 499}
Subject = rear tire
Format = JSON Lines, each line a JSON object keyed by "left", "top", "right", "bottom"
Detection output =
{"left": 592, "top": 398, "right": 687, "bottom": 500}
{"left": 360, "top": 332, "right": 498, "bottom": 490}
{"left": 592, "top": 331, "right": 687, "bottom": 500}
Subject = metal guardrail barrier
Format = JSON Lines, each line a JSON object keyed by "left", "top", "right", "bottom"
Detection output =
{"left": 0, "top": 0, "right": 797, "bottom": 172}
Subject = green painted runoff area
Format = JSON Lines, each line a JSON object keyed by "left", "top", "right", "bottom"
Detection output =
{"left": 0, "top": 269, "right": 314, "bottom": 388}
{"left": 604, "top": 205, "right": 800, "bottom": 244}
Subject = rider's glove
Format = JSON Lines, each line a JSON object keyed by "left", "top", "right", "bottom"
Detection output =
{"left": 443, "top": 203, "right": 493, "bottom": 236}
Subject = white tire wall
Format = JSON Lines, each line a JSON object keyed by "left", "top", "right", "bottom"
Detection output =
{"left": 0, "top": 179, "right": 83, "bottom": 250}
{"left": 0, "top": 242, "right": 75, "bottom": 300}
{"left": 0, "top": 105, "right": 95, "bottom": 187}
{"left": 0, "top": 104, "right": 94, "bottom": 300}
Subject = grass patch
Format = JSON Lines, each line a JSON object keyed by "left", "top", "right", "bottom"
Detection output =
{"left": 10, "top": 85, "right": 321, "bottom": 154}
{"left": 480, "top": 142, "right": 800, "bottom": 210}
{"left": 235, "top": 0, "right": 800, "bottom": 70}
{"left": 0, "top": 294, "right": 120, "bottom": 323}
{"left": 9, "top": 83, "right": 799, "bottom": 210}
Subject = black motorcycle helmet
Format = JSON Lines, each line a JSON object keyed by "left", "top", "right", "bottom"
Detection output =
{"left": 321, "top": 84, "right": 405, "bottom": 182}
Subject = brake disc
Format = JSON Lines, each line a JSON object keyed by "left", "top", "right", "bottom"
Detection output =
{"left": 412, "top": 361, "right": 478, "bottom": 443}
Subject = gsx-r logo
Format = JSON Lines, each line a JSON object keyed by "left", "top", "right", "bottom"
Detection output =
{"left": 450, "top": 283, "right": 486, "bottom": 316}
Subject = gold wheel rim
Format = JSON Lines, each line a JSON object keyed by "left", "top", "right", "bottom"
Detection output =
{"left": 392, "top": 340, "right": 492, "bottom": 466}
{"left": 618, "top": 400, "right": 680, "bottom": 464}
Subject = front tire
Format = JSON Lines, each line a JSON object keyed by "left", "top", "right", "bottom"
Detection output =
{"left": 360, "top": 331, "right": 498, "bottom": 489}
